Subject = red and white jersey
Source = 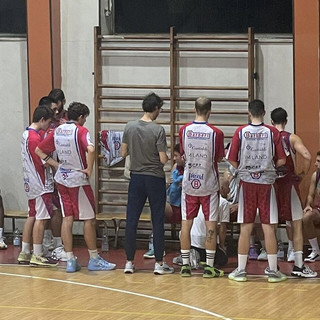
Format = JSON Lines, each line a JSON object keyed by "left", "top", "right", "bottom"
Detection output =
{"left": 38, "top": 122, "right": 93, "bottom": 187}
{"left": 179, "top": 121, "right": 224, "bottom": 196}
{"left": 227, "top": 123, "right": 285, "bottom": 184}
{"left": 21, "top": 128, "right": 54, "bottom": 199}
{"left": 277, "top": 130, "right": 296, "bottom": 180}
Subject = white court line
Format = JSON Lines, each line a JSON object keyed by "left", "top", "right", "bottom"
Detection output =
{"left": 0, "top": 271, "right": 232, "bottom": 320}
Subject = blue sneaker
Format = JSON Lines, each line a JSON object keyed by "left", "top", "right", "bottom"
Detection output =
{"left": 88, "top": 255, "right": 116, "bottom": 271}
{"left": 66, "top": 257, "right": 81, "bottom": 273}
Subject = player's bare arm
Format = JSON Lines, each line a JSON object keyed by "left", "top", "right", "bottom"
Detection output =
{"left": 35, "top": 146, "right": 59, "bottom": 170}
{"left": 159, "top": 151, "right": 168, "bottom": 165}
{"left": 290, "top": 133, "right": 311, "bottom": 179}
{"left": 275, "top": 158, "right": 286, "bottom": 168}
{"left": 304, "top": 171, "right": 317, "bottom": 214}
{"left": 121, "top": 142, "right": 128, "bottom": 158}
{"left": 228, "top": 160, "right": 238, "bottom": 169}
{"left": 81, "top": 145, "right": 95, "bottom": 179}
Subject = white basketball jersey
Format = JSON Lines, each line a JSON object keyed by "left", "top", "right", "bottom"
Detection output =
{"left": 179, "top": 121, "right": 224, "bottom": 196}
{"left": 21, "top": 128, "right": 54, "bottom": 199}
{"left": 53, "top": 123, "right": 93, "bottom": 187}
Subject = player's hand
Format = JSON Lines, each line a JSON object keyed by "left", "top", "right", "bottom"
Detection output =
{"left": 295, "top": 171, "right": 305, "bottom": 182}
{"left": 230, "top": 203, "right": 238, "bottom": 214}
{"left": 81, "top": 168, "right": 92, "bottom": 179}
{"left": 59, "top": 118, "right": 67, "bottom": 125}
{"left": 303, "top": 205, "right": 312, "bottom": 214}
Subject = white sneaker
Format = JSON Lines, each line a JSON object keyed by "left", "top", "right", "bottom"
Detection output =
{"left": 0, "top": 237, "right": 7, "bottom": 250}
{"left": 228, "top": 268, "right": 247, "bottom": 282}
{"left": 304, "top": 250, "right": 320, "bottom": 262}
{"left": 154, "top": 262, "right": 174, "bottom": 275}
{"left": 287, "top": 248, "right": 295, "bottom": 262}
{"left": 172, "top": 254, "right": 183, "bottom": 265}
{"left": 257, "top": 248, "right": 268, "bottom": 261}
{"left": 124, "top": 261, "right": 135, "bottom": 274}
{"left": 291, "top": 265, "right": 317, "bottom": 278}
{"left": 267, "top": 269, "right": 287, "bottom": 283}
{"left": 51, "top": 245, "right": 67, "bottom": 262}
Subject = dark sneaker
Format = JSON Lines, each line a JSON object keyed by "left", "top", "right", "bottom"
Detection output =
{"left": 291, "top": 265, "right": 317, "bottom": 278}
{"left": 180, "top": 264, "right": 191, "bottom": 277}
{"left": 203, "top": 265, "right": 224, "bottom": 278}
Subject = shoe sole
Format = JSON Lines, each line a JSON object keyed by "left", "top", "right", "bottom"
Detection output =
{"left": 228, "top": 274, "right": 247, "bottom": 281}
{"left": 304, "top": 259, "right": 320, "bottom": 262}
{"left": 291, "top": 272, "right": 317, "bottom": 278}
{"left": 18, "top": 260, "right": 30, "bottom": 264}
{"left": 30, "top": 263, "right": 58, "bottom": 267}
{"left": 143, "top": 255, "right": 155, "bottom": 259}
{"left": 124, "top": 270, "right": 134, "bottom": 274}
{"left": 180, "top": 272, "right": 191, "bottom": 277}
{"left": 203, "top": 273, "right": 215, "bottom": 278}
{"left": 88, "top": 267, "right": 116, "bottom": 271}
{"left": 268, "top": 277, "right": 287, "bottom": 283}
{"left": 154, "top": 271, "right": 164, "bottom": 275}
{"left": 66, "top": 268, "right": 81, "bottom": 273}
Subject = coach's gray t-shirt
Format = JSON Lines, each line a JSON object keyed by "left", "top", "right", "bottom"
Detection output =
{"left": 122, "top": 120, "right": 167, "bottom": 178}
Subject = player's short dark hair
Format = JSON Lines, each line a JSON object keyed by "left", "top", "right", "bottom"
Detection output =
{"left": 270, "top": 107, "right": 288, "bottom": 124}
{"left": 142, "top": 92, "right": 163, "bottom": 112}
{"left": 195, "top": 97, "right": 211, "bottom": 115}
{"left": 67, "top": 102, "right": 90, "bottom": 121}
{"left": 248, "top": 99, "right": 265, "bottom": 117}
{"left": 32, "top": 105, "right": 54, "bottom": 122}
{"left": 48, "top": 89, "right": 65, "bottom": 103}
{"left": 38, "top": 96, "right": 57, "bottom": 108}
{"left": 317, "top": 150, "right": 320, "bottom": 157}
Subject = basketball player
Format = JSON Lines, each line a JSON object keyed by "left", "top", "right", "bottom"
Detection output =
{"left": 18, "top": 106, "right": 58, "bottom": 267}
{"left": 179, "top": 96, "right": 225, "bottom": 278}
{"left": 227, "top": 99, "right": 287, "bottom": 282}
{"left": 36, "top": 102, "right": 116, "bottom": 272}
{"left": 303, "top": 151, "right": 320, "bottom": 262}
{"left": 271, "top": 107, "right": 316, "bottom": 277}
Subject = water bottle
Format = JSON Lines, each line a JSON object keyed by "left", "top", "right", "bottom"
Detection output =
{"left": 101, "top": 229, "right": 109, "bottom": 252}
{"left": 148, "top": 233, "right": 154, "bottom": 250}
{"left": 13, "top": 228, "right": 21, "bottom": 247}
{"left": 277, "top": 241, "right": 284, "bottom": 261}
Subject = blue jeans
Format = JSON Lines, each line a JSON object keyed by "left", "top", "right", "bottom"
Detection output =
{"left": 125, "top": 174, "right": 166, "bottom": 262}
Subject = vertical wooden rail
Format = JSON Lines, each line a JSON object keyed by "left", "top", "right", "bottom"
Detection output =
{"left": 94, "top": 26, "right": 102, "bottom": 214}
{"left": 248, "top": 27, "right": 255, "bottom": 102}
{"left": 169, "top": 26, "right": 176, "bottom": 166}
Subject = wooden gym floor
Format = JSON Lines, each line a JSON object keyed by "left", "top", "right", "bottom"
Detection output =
{"left": 1, "top": 241, "right": 320, "bottom": 320}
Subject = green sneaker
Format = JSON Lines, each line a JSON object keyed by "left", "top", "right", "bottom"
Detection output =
{"left": 17, "top": 252, "right": 31, "bottom": 264}
{"left": 203, "top": 265, "right": 224, "bottom": 278}
{"left": 180, "top": 264, "right": 191, "bottom": 277}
